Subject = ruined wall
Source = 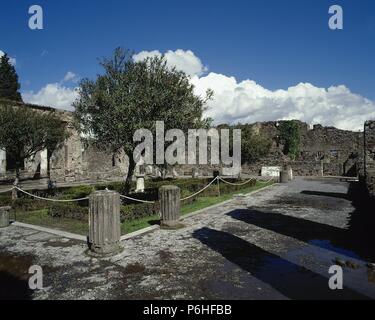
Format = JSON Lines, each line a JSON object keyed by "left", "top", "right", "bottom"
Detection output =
{"left": 364, "top": 121, "right": 375, "bottom": 198}
{"left": 0, "top": 102, "right": 129, "bottom": 183}
{"left": 49, "top": 124, "right": 128, "bottom": 183}
{"left": 243, "top": 120, "right": 362, "bottom": 177}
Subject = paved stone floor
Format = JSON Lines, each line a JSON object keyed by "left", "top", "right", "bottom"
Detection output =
{"left": 1, "top": 177, "right": 375, "bottom": 300}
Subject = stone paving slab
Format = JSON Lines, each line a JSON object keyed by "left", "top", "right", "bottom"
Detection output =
{"left": 1, "top": 177, "right": 375, "bottom": 300}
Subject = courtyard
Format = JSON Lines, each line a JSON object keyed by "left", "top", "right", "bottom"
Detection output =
{"left": 1, "top": 176, "right": 374, "bottom": 300}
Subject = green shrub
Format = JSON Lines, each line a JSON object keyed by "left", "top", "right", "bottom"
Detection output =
{"left": 48, "top": 203, "right": 88, "bottom": 221}
{"left": 120, "top": 203, "right": 160, "bottom": 222}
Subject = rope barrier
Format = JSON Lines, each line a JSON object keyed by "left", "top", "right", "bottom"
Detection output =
{"left": 218, "top": 177, "right": 256, "bottom": 186}
{"left": 14, "top": 186, "right": 89, "bottom": 202}
{"left": 180, "top": 176, "right": 219, "bottom": 201}
{"left": 258, "top": 177, "right": 275, "bottom": 184}
{"left": 0, "top": 188, "right": 14, "bottom": 194}
{"left": 119, "top": 194, "right": 155, "bottom": 204}
{"left": 1, "top": 175, "right": 275, "bottom": 204}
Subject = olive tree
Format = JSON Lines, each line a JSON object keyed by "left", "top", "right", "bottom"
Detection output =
{"left": 0, "top": 102, "right": 70, "bottom": 197}
{"left": 74, "top": 48, "right": 213, "bottom": 191}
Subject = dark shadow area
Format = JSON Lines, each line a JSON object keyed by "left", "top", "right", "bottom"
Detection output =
{"left": 193, "top": 227, "right": 369, "bottom": 300}
{"left": 300, "top": 190, "right": 351, "bottom": 201}
{"left": 345, "top": 182, "right": 375, "bottom": 261}
{"left": 0, "top": 252, "right": 34, "bottom": 300}
{"left": 0, "top": 271, "right": 33, "bottom": 300}
{"left": 228, "top": 209, "right": 350, "bottom": 256}
{"left": 229, "top": 181, "right": 375, "bottom": 262}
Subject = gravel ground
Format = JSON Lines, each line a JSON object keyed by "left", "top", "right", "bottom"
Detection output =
{"left": 1, "top": 177, "right": 375, "bottom": 300}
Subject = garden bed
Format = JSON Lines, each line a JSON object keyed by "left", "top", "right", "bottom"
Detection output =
{"left": 2, "top": 178, "right": 273, "bottom": 236}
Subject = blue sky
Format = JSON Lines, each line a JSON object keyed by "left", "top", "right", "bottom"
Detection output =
{"left": 0, "top": 0, "right": 374, "bottom": 130}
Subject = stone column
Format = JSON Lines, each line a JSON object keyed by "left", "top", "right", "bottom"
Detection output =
{"left": 135, "top": 175, "right": 145, "bottom": 193}
{"left": 0, "top": 206, "right": 11, "bottom": 228}
{"left": 192, "top": 167, "right": 199, "bottom": 178}
{"left": 0, "top": 149, "right": 6, "bottom": 175}
{"left": 40, "top": 149, "right": 48, "bottom": 176}
{"left": 88, "top": 190, "right": 122, "bottom": 256}
{"left": 286, "top": 165, "right": 293, "bottom": 181}
{"left": 279, "top": 171, "right": 289, "bottom": 183}
{"left": 159, "top": 185, "right": 181, "bottom": 228}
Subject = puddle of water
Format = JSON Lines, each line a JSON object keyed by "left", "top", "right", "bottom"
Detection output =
{"left": 0, "top": 252, "right": 34, "bottom": 300}
{"left": 309, "top": 239, "right": 361, "bottom": 260}
{"left": 253, "top": 255, "right": 370, "bottom": 300}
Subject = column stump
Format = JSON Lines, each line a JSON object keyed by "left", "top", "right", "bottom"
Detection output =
{"left": 286, "top": 165, "right": 293, "bottom": 181}
{"left": 279, "top": 171, "right": 289, "bottom": 183}
{"left": 159, "top": 185, "right": 184, "bottom": 229}
{"left": 88, "top": 190, "right": 122, "bottom": 256}
{"left": 0, "top": 206, "right": 11, "bottom": 228}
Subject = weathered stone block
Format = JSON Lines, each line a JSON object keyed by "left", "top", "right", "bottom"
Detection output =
{"left": 279, "top": 171, "right": 289, "bottom": 183}
{"left": 0, "top": 206, "right": 11, "bottom": 228}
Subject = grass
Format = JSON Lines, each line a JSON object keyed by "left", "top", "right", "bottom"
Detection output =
{"left": 15, "top": 209, "right": 89, "bottom": 235}
{"left": 181, "top": 181, "right": 272, "bottom": 215}
{"left": 14, "top": 180, "right": 274, "bottom": 236}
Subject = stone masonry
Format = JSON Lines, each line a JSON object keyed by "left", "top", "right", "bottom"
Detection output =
{"left": 0, "top": 101, "right": 128, "bottom": 183}
{"left": 364, "top": 121, "right": 375, "bottom": 198}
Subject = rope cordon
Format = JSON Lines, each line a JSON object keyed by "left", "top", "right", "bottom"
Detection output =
{"left": 218, "top": 177, "right": 256, "bottom": 186}
{"left": 180, "top": 176, "right": 219, "bottom": 201}
{"left": 2, "top": 176, "right": 274, "bottom": 203}
{"left": 14, "top": 186, "right": 89, "bottom": 202}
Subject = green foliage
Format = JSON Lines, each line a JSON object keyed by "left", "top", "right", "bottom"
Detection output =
{"left": 0, "top": 53, "right": 22, "bottom": 101}
{"left": 59, "top": 185, "right": 95, "bottom": 200}
{"left": 0, "top": 103, "right": 70, "bottom": 177}
{"left": 218, "top": 123, "right": 272, "bottom": 164}
{"left": 237, "top": 124, "right": 272, "bottom": 164}
{"left": 120, "top": 203, "right": 159, "bottom": 223}
{"left": 74, "top": 47, "right": 213, "bottom": 189}
{"left": 48, "top": 203, "right": 89, "bottom": 221}
{"left": 278, "top": 120, "right": 300, "bottom": 160}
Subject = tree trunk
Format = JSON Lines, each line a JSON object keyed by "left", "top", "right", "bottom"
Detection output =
{"left": 123, "top": 157, "right": 136, "bottom": 194}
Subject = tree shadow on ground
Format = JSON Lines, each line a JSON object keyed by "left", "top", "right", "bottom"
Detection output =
{"left": 193, "top": 227, "right": 369, "bottom": 300}
{"left": 0, "top": 271, "right": 32, "bottom": 300}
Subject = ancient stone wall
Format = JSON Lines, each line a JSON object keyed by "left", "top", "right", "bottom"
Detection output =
{"left": 364, "top": 121, "right": 375, "bottom": 197}
{"left": 0, "top": 102, "right": 129, "bottom": 183}
{"left": 244, "top": 120, "right": 362, "bottom": 177}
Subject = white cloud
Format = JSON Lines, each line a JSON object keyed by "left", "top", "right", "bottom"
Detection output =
{"left": 62, "top": 71, "right": 78, "bottom": 83}
{"left": 0, "top": 50, "right": 17, "bottom": 65}
{"left": 20, "top": 49, "right": 375, "bottom": 131}
{"left": 133, "top": 49, "right": 207, "bottom": 77}
{"left": 133, "top": 49, "right": 375, "bottom": 130}
{"left": 190, "top": 73, "right": 375, "bottom": 131}
{"left": 22, "top": 83, "right": 78, "bottom": 111}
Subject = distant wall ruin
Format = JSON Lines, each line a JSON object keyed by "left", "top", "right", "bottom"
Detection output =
{"left": 364, "top": 121, "right": 375, "bottom": 198}
{"left": 0, "top": 102, "right": 128, "bottom": 183}
{"left": 242, "top": 120, "right": 363, "bottom": 177}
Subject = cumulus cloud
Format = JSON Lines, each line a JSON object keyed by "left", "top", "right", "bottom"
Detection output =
{"left": 133, "top": 49, "right": 207, "bottom": 77}
{"left": 0, "top": 50, "right": 17, "bottom": 65}
{"left": 22, "top": 83, "right": 78, "bottom": 111}
{"left": 62, "top": 71, "right": 78, "bottom": 83}
{"left": 133, "top": 49, "right": 375, "bottom": 130}
{"left": 20, "top": 49, "right": 375, "bottom": 130}
{"left": 190, "top": 73, "right": 375, "bottom": 131}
